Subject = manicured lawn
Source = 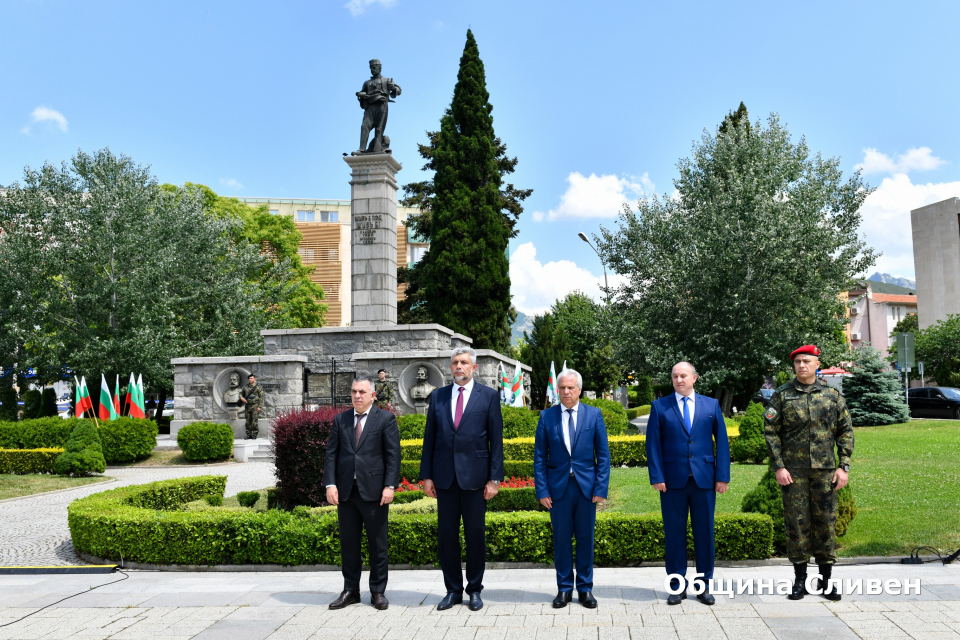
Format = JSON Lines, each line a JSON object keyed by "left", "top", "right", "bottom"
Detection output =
{"left": 604, "top": 420, "right": 960, "bottom": 557}
{"left": 0, "top": 474, "right": 111, "bottom": 500}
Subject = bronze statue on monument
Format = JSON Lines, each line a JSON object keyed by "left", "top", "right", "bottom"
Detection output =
{"left": 353, "top": 59, "right": 401, "bottom": 155}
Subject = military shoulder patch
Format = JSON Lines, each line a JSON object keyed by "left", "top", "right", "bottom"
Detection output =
{"left": 764, "top": 406, "right": 778, "bottom": 421}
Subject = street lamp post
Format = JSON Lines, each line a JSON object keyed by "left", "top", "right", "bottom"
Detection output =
{"left": 578, "top": 232, "right": 609, "bottom": 303}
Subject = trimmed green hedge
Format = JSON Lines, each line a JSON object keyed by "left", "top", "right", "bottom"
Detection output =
{"left": 0, "top": 448, "right": 64, "bottom": 474}
{"left": 626, "top": 405, "right": 652, "bottom": 420}
{"left": 393, "top": 487, "right": 542, "bottom": 512}
{"left": 501, "top": 406, "right": 539, "bottom": 439}
{"left": 67, "top": 476, "right": 773, "bottom": 565}
{"left": 399, "top": 459, "right": 535, "bottom": 482}
{"left": 397, "top": 414, "right": 427, "bottom": 440}
{"left": 177, "top": 422, "right": 234, "bottom": 461}
{"left": 0, "top": 417, "right": 156, "bottom": 464}
{"left": 579, "top": 397, "right": 628, "bottom": 436}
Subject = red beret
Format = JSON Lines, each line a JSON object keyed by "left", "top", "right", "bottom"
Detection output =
{"left": 790, "top": 345, "right": 821, "bottom": 360}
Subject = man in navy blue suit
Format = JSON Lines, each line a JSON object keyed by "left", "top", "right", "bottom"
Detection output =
{"left": 534, "top": 369, "right": 610, "bottom": 609}
{"left": 421, "top": 346, "right": 505, "bottom": 611}
{"left": 646, "top": 362, "right": 730, "bottom": 605}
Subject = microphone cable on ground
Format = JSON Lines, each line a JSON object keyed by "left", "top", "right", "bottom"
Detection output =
{"left": 901, "top": 546, "right": 960, "bottom": 565}
{"left": 0, "top": 568, "right": 129, "bottom": 629}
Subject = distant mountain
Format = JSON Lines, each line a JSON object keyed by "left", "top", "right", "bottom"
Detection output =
{"left": 869, "top": 272, "right": 916, "bottom": 290}
{"left": 511, "top": 310, "right": 534, "bottom": 345}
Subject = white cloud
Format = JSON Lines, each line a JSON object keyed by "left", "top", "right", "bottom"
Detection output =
{"left": 219, "top": 177, "right": 243, "bottom": 190}
{"left": 858, "top": 172, "right": 960, "bottom": 278}
{"left": 856, "top": 147, "right": 945, "bottom": 175}
{"left": 532, "top": 172, "right": 654, "bottom": 222}
{"left": 510, "top": 242, "right": 625, "bottom": 315}
{"left": 21, "top": 106, "right": 68, "bottom": 135}
{"left": 344, "top": 0, "right": 396, "bottom": 16}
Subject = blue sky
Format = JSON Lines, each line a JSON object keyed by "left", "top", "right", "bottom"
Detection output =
{"left": 3, "top": 0, "right": 959, "bottom": 314}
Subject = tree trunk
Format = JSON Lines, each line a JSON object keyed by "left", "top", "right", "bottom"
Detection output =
{"left": 719, "top": 389, "right": 734, "bottom": 417}
{"left": 155, "top": 389, "right": 168, "bottom": 434}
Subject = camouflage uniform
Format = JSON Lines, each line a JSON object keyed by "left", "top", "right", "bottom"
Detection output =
{"left": 242, "top": 383, "right": 264, "bottom": 439}
{"left": 374, "top": 379, "right": 395, "bottom": 409}
{"left": 764, "top": 379, "right": 854, "bottom": 565}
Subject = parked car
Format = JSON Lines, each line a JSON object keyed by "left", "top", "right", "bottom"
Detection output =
{"left": 907, "top": 387, "right": 960, "bottom": 420}
{"left": 752, "top": 388, "right": 775, "bottom": 407}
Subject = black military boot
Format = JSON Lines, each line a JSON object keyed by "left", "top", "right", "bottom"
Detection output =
{"left": 788, "top": 563, "right": 808, "bottom": 600}
{"left": 817, "top": 563, "right": 841, "bottom": 601}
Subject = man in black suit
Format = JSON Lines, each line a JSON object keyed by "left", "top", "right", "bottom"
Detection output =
{"left": 421, "top": 346, "right": 505, "bottom": 611}
{"left": 323, "top": 375, "right": 401, "bottom": 611}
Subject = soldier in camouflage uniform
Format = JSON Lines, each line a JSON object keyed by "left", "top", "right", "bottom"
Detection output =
{"left": 764, "top": 344, "right": 853, "bottom": 602}
{"left": 240, "top": 374, "right": 264, "bottom": 439}
{"left": 374, "top": 369, "right": 395, "bottom": 409}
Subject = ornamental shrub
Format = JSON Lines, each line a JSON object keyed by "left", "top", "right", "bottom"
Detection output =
{"left": 579, "top": 397, "right": 628, "bottom": 435}
{"left": 741, "top": 466, "right": 857, "bottom": 553}
{"left": 203, "top": 494, "right": 224, "bottom": 507}
{"left": 0, "top": 385, "right": 18, "bottom": 422}
{"left": 54, "top": 420, "right": 106, "bottom": 476}
{"left": 236, "top": 491, "right": 261, "bottom": 508}
{"left": 67, "top": 476, "right": 773, "bottom": 566}
{"left": 98, "top": 417, "right": 157, "bottom": 463}
{"left": 271, "top": 406, "right": 349, "bottom": 509}
{"left": 397, "top": 414, "right": 427, "bottom": 440}
{"left": 399, "top": 459, "right": 534, "bottom": 482}
{"left": 501, "top": 405, "right": 539, "bottom": 438}
{"left": 177, "top": 422, "right": 234, "bottom": 461}
{"left": 22, "top": 390, "right": 42, "bottom": 420}
{"left": 626, "top": 405, "right": 652, "bottom": 420}
{"left": 843, "top": 344, "right": 910, "bottom": 426}
{"left": 0, "top": 417, "right": 75, "bottom": 449}
{"left": 40, "top": 388, "right": 59, "bottom": 417}
{"left": 730, "top": 402, "right": 767, "bottom": 464}
{"left": 0, "top": 448, "right": 64, "bottom": 474}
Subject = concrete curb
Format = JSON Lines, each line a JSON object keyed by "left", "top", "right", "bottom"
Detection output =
{"left": 0, "top": 478, "right": 118, "bottom": 505}
{"left": 76, "top": 552, "right": 929, "bottom": 573}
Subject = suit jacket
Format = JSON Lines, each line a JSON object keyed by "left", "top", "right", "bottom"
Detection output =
{"left": 322, "top": 405, "right": 402, "bottom": 502}
{"left": 420, "top": 382, "right": 505, "bottom": 491}
{"left": 646, "top": 393, "right": 731, "bottom": 490}
{"left": 533, "top": 403, "right": 611, "bottom": 501}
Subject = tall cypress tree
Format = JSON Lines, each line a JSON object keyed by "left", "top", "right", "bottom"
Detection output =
{"left": 405, "top": 30, "right": 523, "bottom": 351}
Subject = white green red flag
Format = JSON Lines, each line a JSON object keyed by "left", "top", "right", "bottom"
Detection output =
{"left": 510, "top": 362, "right": 524, "bottom": 407}
{"left": 126, "top": 373, "right": 146, "bottom": 418}
{"left": 547, "top": 361, "right": 559, "bottom": 407}
{"left": 74, "top": 376, "right": 93, "bottom": 418}
{"left": 136, "top": 374, "right": 146, "bottom": 417}
{"left": 113, "top": 374, "right": 121, "bottom": 419}
{"left": 98, "top": 374, "right": 114, "bottom": 420}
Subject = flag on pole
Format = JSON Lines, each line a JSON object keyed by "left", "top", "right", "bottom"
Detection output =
{"left": 136, "top": 374, "right": 146, "bottom": 418}
{"left": 510, "top": 362, "right": 524, "bottom": 407}
{"left": 126, "top": 373, "right": 146, "bottom": 418}
{"left": 113, "top": 375, "right": 121, "bottom": 419}
{"left": 562, "top": 360, "right": 568, "bottom": 372}
{"left": 98, "top": 374, "right": 114, "bottom": 420}
{"left": 497, "top": 363, "right": 508, "bottom": 405}
{"left": 75, "top": 376, "right": 93, "bottom": 418}
{"left": 547, "top": 361, "right": 559, "bottom": 407}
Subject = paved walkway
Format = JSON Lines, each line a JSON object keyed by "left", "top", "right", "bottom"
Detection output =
{"left": 0, "top": 564, "right": 958, "bottom": 639}
{"left": 0, "top": 464, "right": 276, "bottom": 567}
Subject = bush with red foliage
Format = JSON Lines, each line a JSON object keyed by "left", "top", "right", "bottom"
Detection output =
{"left": 271, "top": 405, "right": 350, "bottom": 509}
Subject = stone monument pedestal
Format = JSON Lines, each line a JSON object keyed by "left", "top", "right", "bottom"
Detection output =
{"left": 344, "top": 153, "right": 401, "bottom": 326}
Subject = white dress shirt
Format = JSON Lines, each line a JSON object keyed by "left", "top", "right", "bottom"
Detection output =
{"left": 451, "top": 378, "right": 475, "bottom": 422}
{"left": 675, "top": 392, "right": 695, "bottom": 427}
{"left": 561, "top": 402, "right": 580, "bottom": 455}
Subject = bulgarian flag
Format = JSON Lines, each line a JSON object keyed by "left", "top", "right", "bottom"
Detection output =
{"left": 509, "top": 362, "right": 524, "bottom": 408}
{"left": 136, "top": 374, "right": 146, "bottom": 418}
{"left": 547, "top": 361, "right": 559, "bottom": 407}
{"left": 98, "top": 374, "right": 116, "bottom": 420}
{"left": 126, "top": 373, "right": 146, "bottom": 418}
{"left": 113, "top": 375, "right": 121, "bottom": 418}
{"left": 499, "top": 363, "right": 510, "bottom": 405}
{"left": 74, "top": 376, "right": 93, "bottom": 418}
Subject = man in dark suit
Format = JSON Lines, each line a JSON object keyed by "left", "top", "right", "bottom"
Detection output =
{"left": 646, "top": 362, "right": 730, "bottom": 606}
{"left": 323, "top": 375, "right": 401, "bottom": 611}
{"left": 534, "top": 369, "right": 610, "bottom": 609}
{"left": 421, "top": 346, "right": 505, "bottom": 611}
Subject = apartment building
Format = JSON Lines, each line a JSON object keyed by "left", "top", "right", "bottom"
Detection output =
{"left": 911, "top": 197, "right": 960, "bottom": 329}
{"left": 235, "top": 197, "right": 426, "bottom": 326}
{"left": 846, "top": 283, "right": 918, "bottom": 359}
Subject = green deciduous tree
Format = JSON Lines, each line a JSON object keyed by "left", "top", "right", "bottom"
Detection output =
{"left": 915, "top": 315, "right": 960, "bottom": 387}
{"left": 597, "top": 113, "right": 876, "bottom": 413}
{"left": 843, "top": 344, "right": 910, "bottom": 426}
{"left": 399, "top": 30, "right": 530, "bottom": 351}
{"left": 0, "top": 149, "right": 314, "bottom": 403}
{"left": 520, "top": 313, "right": 570, "bottom": 410}
{"left": 551, "top": 292, "right": 621, "bottom": 395}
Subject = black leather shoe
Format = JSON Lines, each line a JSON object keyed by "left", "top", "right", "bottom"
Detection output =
{"left": 552, "top": 591, "right": 573, "bottom": 608}
{"left": 328, "top": 590, "right": 361, "bottom": 610}
{"left": 437, "top": 592, "right": 463, "bottom": 611}
{"left": 666, "top": 591, "right": 687, "bottom": 605}
{"left": 788, "top": 577, "right": 808, "bottom": 600}
{"left": 468, "top": 592, "right": 484, "bottom": 611}
{"left": 578, "top": 591, "right": 598, "bottom": 608}
{"left": 817, "top": 578, "right": 841, "bottom": 601}
{"left": 696, "top": 591, "right": 715, "bottom": 605}
{"left": 371, "top": 592, "right": 389, "bottom": 610}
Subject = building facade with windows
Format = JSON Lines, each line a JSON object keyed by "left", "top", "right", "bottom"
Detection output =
{"left": 846, "top": 283, "right": 918, "bottom": 359}
{"left": 911, "top": 197, "right": 960, "bottom": 329}
{"left": 235, "top": 197, "right": 428, "bottom": 327}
